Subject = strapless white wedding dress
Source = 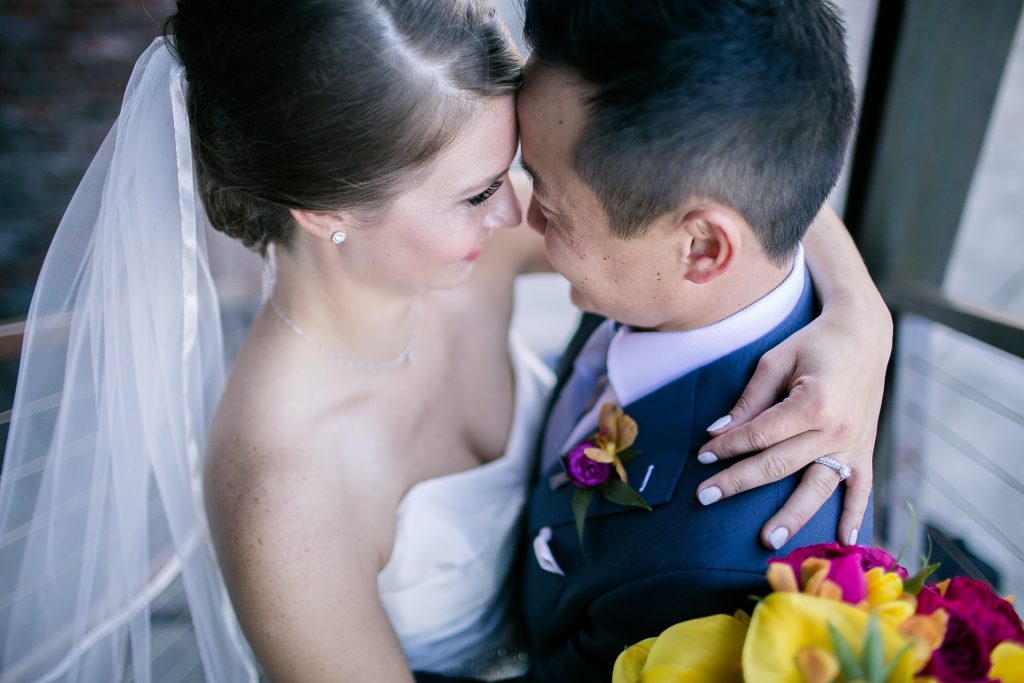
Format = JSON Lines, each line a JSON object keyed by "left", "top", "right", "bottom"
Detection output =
{"left": 377, "top": 334, "right": 553, "bottom": 680}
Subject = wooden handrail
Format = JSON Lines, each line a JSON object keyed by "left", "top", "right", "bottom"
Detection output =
{"left": 881, "top": 280, "right": 1024, "bottom": 360}
{"left": 0, "top": 319, "right": 25, "bottom": 363}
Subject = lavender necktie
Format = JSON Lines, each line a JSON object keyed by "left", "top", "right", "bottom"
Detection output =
{"left": 540, "top": 320, "right": 615, "bottom": 474}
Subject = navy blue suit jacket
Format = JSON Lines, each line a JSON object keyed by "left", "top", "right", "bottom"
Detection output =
{"left": 519, "top": 280, "right": 871, "bottom": 682}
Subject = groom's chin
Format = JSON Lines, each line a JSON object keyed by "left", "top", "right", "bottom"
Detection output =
{"left": 569, "top": 286, "right": 608, "bottom": 319}
{"left": 568, "top": 285, "right": 591, "bottom": 312}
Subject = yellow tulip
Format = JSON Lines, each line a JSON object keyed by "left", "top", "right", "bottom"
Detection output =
{"left": 612, "top": 614, "right": 747, "bottom": 683}
{"left": 613, "top": 638, "right": 656, "bottom": 683}
{"left": 865, "top": 568, "right": 905, "bottom": 607}
{"left": 857, "top": 567, "right": 918, "bottom": 629}
{"left": 872, "top": 600, "right": 917, "bottom": 629}
{"left": 990, "top": 641, "right": 1024, "bottom": 683}
{"left": 743, "top": 592, "right": 929, "bottom": 683}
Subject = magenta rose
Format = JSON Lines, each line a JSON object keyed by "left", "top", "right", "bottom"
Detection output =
{"left": 566, "top": 441, "right": 611, "bottom": 488}
{"left": 770, "top": 543, "right": 908, "bottom": 605}
{"left": 917, "top": 576, "right": 1024, "bottom": 682}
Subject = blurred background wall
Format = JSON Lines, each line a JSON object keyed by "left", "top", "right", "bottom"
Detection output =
{"left": 0, "top": 0, "right": 172, "bottom": 320}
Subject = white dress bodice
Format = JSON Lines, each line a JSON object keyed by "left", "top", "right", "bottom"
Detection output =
{"left": 377, "top": 334, "right": 553, "bottom": 679}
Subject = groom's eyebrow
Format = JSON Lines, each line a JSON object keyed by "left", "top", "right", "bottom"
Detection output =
{"left": 518, "top": 159, "right": 546, "bottom": 196}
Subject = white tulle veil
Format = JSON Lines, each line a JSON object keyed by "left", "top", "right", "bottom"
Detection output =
{"left": 0, "top": 38, "right": 264, "bottom": 682}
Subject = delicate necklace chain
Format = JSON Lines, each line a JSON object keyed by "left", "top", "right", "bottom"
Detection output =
{"left": 269, "top": 297, "right": 417, "bottom": 370}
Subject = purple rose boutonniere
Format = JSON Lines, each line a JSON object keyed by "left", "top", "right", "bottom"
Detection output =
{"left": 566, "top": 403, "right": 652, "bottom": 543}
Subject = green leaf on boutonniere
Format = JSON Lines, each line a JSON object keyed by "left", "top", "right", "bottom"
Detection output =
{"left": 618, "top": 448, "right": 641, "bottom": 465}
{"left": 567, "top": 404, "right": 650, "bottom": 547}
{"left": 572, "top": 487, "right": 594, "bottom": 545}
{"left": 600, "top": 477, "right": 652, "bottom": 511}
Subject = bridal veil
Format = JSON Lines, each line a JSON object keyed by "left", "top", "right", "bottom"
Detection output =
{"left": 0, "top": 38, "right": 260, "bottom": 682}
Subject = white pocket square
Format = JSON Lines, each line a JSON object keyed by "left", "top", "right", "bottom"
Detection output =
{"left": 533, "top": 526, "right": 565, "bottom": 576}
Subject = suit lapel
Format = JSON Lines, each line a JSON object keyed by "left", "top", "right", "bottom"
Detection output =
{"left": 527, "top": 372, "right": 699, "bottom": 532}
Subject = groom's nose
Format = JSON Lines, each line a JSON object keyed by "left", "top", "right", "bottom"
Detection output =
{"left": 483, "top": 176, "right": 522, "bottom": 230}
{"left": 526, "top": 194, "right": 547, "bottom": 235}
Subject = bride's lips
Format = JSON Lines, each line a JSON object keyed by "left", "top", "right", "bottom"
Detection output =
{"left": 462, "top": 244, "right": 483, "bottom": 262}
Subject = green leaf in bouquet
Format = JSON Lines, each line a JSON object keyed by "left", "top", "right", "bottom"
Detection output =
{"left": 828, "top": 622, "right": 864, "bottom": 681}
{"left": 922, "top": 532, "right": 934, "bottom": 567}
{"left": 903, "top": 562, "right": 940, "bottom": 597}
{"left": 600, "top": 477, "right": 652, "bottom": 511}
{"left": 863, "top": 612, "right": 884, "bottom": 683}
{"left": 882, "top": 641, "right": 915, "bottom": 683}
{"left": 572, "top": 487, "right": 594, "bottom": 545}
{"left": 894, "top": 501, "right": 917, "bottom": 568}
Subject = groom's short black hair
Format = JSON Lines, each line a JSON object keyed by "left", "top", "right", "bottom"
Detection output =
{"left": 523, "top": 0, "right": 855, "bottom": 263}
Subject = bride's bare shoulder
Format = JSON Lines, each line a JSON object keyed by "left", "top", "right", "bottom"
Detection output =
{"left": 207, "top": 386, "right": 396, "bottom": 509}
{"left": 204, "top": 327, "right": 403, "bottom": 556}
{"left": 201, "top": 347, "right": 410, "bottom": 679}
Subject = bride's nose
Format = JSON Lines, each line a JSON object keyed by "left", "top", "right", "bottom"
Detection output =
{"left": 483, "top": 176, "right": 522, "bottom": 230}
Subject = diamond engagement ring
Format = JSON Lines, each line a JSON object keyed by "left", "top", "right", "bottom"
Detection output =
{"left": 814, "top": 456, "right": 853, "bottom": 481}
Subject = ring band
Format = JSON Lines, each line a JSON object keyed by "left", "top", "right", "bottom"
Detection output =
{"left": 814, "top": 456, "right": 852, "bottom": 481}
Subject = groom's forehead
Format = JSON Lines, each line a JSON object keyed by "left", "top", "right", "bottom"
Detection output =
{"left": 518, "top": 64, "right": 586, "bottom": 151}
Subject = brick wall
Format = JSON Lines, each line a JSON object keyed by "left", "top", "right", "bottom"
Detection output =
{"left": 0, "top": 0, "right": 172, "bottom": 321}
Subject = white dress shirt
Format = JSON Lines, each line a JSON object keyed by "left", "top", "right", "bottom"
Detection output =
{"left": 561, "top": 244, "right": 807, "bottom": 453}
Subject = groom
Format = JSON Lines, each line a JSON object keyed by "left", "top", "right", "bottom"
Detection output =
{"left": 513, "top": 0, "right": 868, "bottom": 680}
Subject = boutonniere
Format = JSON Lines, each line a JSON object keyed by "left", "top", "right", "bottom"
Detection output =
{"left": 565, "top": 403, "right": 652, "bottom": 543}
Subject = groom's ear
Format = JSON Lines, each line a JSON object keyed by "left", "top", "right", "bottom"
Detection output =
{"left": 677, "top": 207, "right": 742, "bottom": 285}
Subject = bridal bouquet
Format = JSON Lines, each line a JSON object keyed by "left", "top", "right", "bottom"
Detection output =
{"left": 612, "top": 543, "right": 1024, "bottom": 683}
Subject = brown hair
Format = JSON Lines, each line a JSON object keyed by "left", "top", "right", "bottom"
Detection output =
{"left": 166, "top": 0, "right": 521, "bottom": 254}
{"left": 525, "top": 0, "right": 854, "bottom": 264}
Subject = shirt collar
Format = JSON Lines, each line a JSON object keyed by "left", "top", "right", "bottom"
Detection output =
{"left": 607, "top": 243, "right": 807, "bottom": 407}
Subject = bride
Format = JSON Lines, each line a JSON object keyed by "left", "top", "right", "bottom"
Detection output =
{"left": 0, "top": 1, "right": 890, "bottom": 681}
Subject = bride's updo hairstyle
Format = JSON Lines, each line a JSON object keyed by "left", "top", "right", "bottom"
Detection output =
{"left": 166, "top": 0, "right": 521, "bottom": 254}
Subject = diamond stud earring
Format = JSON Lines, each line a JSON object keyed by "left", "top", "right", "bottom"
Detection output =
{"left": 330, "top": 229, "right": 347, "bottom": 245}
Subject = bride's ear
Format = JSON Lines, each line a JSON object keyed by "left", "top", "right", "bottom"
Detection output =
{"left": 677, "top": 207, "right": 742, "bottom": 285}
{"left": 289, "top": 208, "right": 345, "bottom": 243}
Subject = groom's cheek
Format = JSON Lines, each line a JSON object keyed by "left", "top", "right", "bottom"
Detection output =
{"left": 526, "top": 195, "right": 547, "bottom": 235}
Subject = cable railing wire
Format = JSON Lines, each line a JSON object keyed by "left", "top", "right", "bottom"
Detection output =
{"left": 906, "top": 402, "right": 1024, "bottom": 497}
{"left": 901, "top": 435, "right": 1024, "bottom": 565}
{"left": 908, "top": 352, "right": 1024, "bottom": 428}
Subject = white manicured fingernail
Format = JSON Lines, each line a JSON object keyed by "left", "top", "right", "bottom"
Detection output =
{"left": 848, "top": 528, "right": 859, "bottom": 546}
{"left": 698, "top": 486, "right": 722, "bottom": 506}
{"left": 769, "top": 527, "right": 790, "bottom": 549}
{"left": 697, "top": 452, "right": 718, "bottom": 465}
{"left": 707, "top": 415, "right": 732, "bottom": 432}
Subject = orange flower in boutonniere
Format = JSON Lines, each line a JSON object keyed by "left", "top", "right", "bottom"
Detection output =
{"left": 583, "top": 403, "right": 639, "bottom": 483}
{"left": 566, "top": 403, "right": 651, "bottom": 545}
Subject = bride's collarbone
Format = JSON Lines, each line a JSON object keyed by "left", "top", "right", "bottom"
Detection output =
{"left": 224, "top": 295, "right": 515, "bottom": 476}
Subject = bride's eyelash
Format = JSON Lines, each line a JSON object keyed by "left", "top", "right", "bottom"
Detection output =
{"left": 467, "top": 179, "right": 504, "bottom": 206}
